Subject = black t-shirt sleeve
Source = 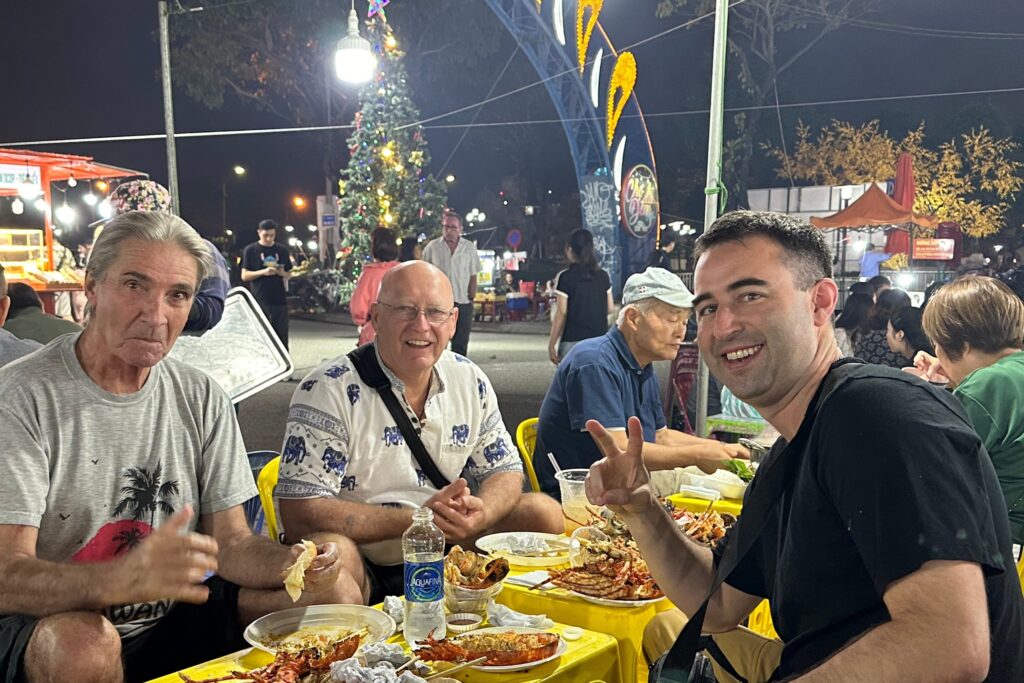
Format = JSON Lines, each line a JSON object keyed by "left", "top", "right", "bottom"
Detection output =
{"left": 816, "top": 377, "right": 1007, "bottom": 594}
{"left": 712, "top": 489, "right": 770, "bottom": 599}
{"left": 280, "top": 245, "right": 294, "bottom": 272}
{"left": 554, "top": 269, "right": 571, "bottom": 297}
{"left": 241, "top": 245, "right": 260, "bottom": 271}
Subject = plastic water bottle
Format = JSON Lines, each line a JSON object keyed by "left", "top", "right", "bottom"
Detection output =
{"left": 402, "top": 507, "right": 446, "bottom": 644}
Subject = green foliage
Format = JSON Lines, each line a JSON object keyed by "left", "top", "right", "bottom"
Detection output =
{"left": 336, "top": 17, "right": 447, "bottom": 302}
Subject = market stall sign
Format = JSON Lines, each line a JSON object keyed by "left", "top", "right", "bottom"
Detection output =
{"left": 912, "top": 238, "right": 955, "bottom": 261}
{"left": 506, "top": 229, "right": 523, "bottom": 250}
{"left": 620, "top": 164, "right": 658, "bottom": 238}
{"left": 0, "top": 164, "right": 40, "bottom": 192}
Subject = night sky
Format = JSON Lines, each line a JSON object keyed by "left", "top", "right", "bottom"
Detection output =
{"left": 1, "top": 0, "right": 1023, "bottom": 248}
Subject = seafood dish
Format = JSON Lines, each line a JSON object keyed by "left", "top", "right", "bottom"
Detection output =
{"left": 444, "top": 546, "right": 510, "bottom": 589}
{"left": 548, "top": 537, "right": 663, "bottom": 601}
{"left": 415, "top": 629, "right": 561, "bottom": 666}
{"left": 180, "top": 633, "right": 362, "bottom": 683}
{"left": 677, "top": 509, "right": 735, "bottom": 547}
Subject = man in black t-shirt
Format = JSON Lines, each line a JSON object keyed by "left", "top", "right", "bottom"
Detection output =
{"left": 585, "top": 211, "right": 1024, "bottom": 681}
{"left": 241, "top": 220, "right": 293, "bottom": 349}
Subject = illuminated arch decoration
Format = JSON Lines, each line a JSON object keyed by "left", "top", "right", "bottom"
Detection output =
{"left": 482, "top": 0, "right": 659, "bottom": 294}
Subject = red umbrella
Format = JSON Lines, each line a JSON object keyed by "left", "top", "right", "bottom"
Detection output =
{"left": 886, "top": 152, "right": 914, "bottom": 255}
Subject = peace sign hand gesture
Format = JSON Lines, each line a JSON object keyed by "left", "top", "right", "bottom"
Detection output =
{"left": 584, "top": 416, "right": 655, "bottom": 514}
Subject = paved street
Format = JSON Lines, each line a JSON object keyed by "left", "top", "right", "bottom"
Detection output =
{"left": 237, "top": 318, "right": 563, "bottom": 453}
{"left": 237, "top": 317, "right": 676, "bottom": 454}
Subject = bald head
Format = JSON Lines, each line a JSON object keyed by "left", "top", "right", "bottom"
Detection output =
{"left": 379, "top": 260, "right": 455, "bottom": 305}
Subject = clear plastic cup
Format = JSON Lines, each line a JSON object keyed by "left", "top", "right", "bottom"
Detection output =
{"left": 555, "top": 469, "right": 590, "bottom": 533}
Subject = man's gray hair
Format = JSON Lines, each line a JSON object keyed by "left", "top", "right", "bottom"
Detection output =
{"left": 88, "top": 211, "right": 211, "bottom": 287}
{"left": 616, "top": 297, "right": 661, "bottom": 326}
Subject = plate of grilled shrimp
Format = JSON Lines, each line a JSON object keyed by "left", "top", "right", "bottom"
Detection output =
{"left": 544, "top": 535, "right": 666, "bottom": 606}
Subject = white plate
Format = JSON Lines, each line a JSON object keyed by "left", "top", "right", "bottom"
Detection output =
{"left": 447, "top": 627, "right": 565, "bottom": 672}
{"left": 476, "top": 532, "right": 570, "bottom": 567}
{"left": 244, "top": 604, "right": 396, "bottom": 654}
{"left": 567, "top": 589, "right": 668, "bottom": 608}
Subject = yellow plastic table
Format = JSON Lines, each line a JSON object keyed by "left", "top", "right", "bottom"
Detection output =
{"left": 498, "top": 576, "right": 674, "bottom": 683}
{"left": 146, "top": 622, "right": 619, "bottom": 683}
{"left": 666, "top": 494, "right": 743, "bottom": 517}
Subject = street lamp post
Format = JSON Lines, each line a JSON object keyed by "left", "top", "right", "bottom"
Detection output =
{"left": 335, "top": 1, "right": 376, "bottom": 85}
{"left": 221, "top": 165, "right": 246, "bottom": 231}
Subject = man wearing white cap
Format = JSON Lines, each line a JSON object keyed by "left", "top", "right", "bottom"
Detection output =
{"left": 534, "top": 267, "right": 748, "bottom": 498}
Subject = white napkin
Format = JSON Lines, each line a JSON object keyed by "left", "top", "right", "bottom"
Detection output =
{"left": 383, "top": 595, "right": 404, "bottom": 625}
{"left": 490, "top": 534, "right": 551, "bottom": 555}
{"left": 487, "top": 600, "right": 555, "bottom": 629}
{"left": 503, "top": 570, "right": 556, "bottom": 591}
{"left": 361, "top": 642, "right": 407, "bottom": 667}
{"left": 330, "top": 658, "right": 427, "bottom": 683}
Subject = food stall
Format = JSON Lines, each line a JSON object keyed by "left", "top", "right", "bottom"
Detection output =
{"left": 0, "top": 148, "right": 144, "bottom": 312}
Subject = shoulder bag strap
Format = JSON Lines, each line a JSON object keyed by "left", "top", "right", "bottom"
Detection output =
{"left": 347, "top": 345, "right": 453, "bottom": 490}
{"left": 654, "top": 359, "right": 862, "bottom": 683}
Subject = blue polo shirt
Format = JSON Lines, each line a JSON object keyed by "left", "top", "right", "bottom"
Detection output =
{"left": 535, "top": 326, "right": 666, "bottom": 497}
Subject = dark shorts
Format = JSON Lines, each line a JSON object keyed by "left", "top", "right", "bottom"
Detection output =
{"left": 0, "top": 576, "right": 247, "bottom": 683}
{"left": 365, "top": 558, "right": 406, "bottom": 606}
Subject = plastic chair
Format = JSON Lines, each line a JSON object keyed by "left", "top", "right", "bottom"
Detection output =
{"left": 515, "top": 417, "right": 542, "bottom": 493}
{"left": 1017, "top": 552, "right": 1024, "bottom": 596}
{"left": 244, "top": 451, "right": 278, "bottom": 535}
{"left": 747, "top": 599, "right": 779, "bottom": 640}
{"left": 257, "top": 456, "right": 282, "bottom": 542}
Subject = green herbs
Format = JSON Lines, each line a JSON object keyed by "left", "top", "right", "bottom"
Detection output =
{"left": 725, "top": 459, "right": 755, "bottom": 482}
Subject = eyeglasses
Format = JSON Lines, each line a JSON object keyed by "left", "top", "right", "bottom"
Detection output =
{"left": 376, "top": 301, "right": 456, "bottom": 324}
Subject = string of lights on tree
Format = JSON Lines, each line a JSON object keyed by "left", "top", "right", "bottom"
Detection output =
{"left": 335, "top": 12, "right": 447, "bottom": 302}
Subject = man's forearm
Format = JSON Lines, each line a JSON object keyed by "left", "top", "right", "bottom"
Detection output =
{"left": 216, "top": 534, "right": 294, "bottom": 590}
{"left": 793, "top": 618, "right": 986, "bottom": 682}
{"left": 280, "top": 498, "right": 414, "bottom": 545}
{"left": 610, "top": 431, "right": 709, "bottom": 471}
{"left": 241, "top": 269, "right": 262, "bottom": 282}
{"left": 0, "top": 555, "right": 118, "bottom": 616}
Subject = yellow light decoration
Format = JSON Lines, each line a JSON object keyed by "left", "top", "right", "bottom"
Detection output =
{"left": 576, "top": 0, "right": 603, "bottom": 75}
{"left": 385, "top": 35, "right": 397, "bottom": 49}
{"left": 376, "top": 188, "right": 386, "bottom": 197}
{"left": 383, "top": 213, "right": 394, "bottom": 223}
{"left": 408, "top": 150, "right": 424, "bottom": 166}
{"left": 535, "top": 0, "right": 542, "bottom": 10}
{"left": 606, "top": 51, "right": 637, "bottom": 150}
{"left": 380, "top": 147, "right": 394, "bottom": 159}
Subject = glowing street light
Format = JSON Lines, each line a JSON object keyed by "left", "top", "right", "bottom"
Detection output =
{"left": 307, "top": 240, "right": 318, "bottom": 251}
{"left": 56, "top": 203, "right": 76, "bottom": 225}
{"left": 11, "top": 198, "right": 24, "bottom": 215}
{"left": 335, "top": 1, "right": 376, "bottom": 85}
{"left": 284, "top": 224, "right": 295, "bottom": 232}
{"left": 233, "top": 165, "right": 246, "bottom": 176}
{"left": 445, "top": 174, "right": 456, "bottom": 183}
{"left": 308, "top": 224, "right": 318, "bottom": 232}
{"left": 292, "top": 196, "right": 307, "bottom": 209}
{"left": 83, "top": 193, "right": 98, "bottom": 206}
{"left": 98, "top": 199, "right": 113, "bottom": 218}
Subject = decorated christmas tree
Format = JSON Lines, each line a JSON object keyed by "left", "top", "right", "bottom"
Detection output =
{"left": 336, "top": 14, "right": 447, "bottom": 302}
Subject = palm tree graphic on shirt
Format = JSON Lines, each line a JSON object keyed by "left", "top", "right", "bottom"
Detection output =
{"left": 111, "top": 462, "right": 179, "bottom": 552}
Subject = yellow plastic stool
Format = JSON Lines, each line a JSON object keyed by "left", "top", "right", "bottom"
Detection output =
{"left": 515, "top": 417, "right": 542, "bottom": 493}
{"left": 1017, "top": 553, "right": 1024, "bottom": 596}
{"left": 747, "top": 599, "right": 779, "bottom": 640}
{"left": 257, "top": 456, "right": 281, "bottom": 542}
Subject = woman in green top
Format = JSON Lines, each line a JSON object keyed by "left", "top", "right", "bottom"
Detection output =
{"left": 916, "top": 276, "right": 1024, "bottom": 545}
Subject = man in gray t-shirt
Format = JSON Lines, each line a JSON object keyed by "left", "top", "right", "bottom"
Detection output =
{"left": 0, "top": 212, "right": 358, "bottom": 683}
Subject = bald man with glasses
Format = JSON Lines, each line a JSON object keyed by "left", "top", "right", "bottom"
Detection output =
{"left": 276, "top": 262, "right": 562, "bottom": 604}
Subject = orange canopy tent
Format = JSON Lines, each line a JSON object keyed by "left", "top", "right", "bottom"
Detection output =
{"left": 810, "top": 183, "right": 939, "bottom": 230}
{"left": 0, "top": 148, "right": 145, "bottom": 269}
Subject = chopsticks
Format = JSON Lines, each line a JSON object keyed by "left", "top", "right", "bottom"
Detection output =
{"left": 395, "top": 657, "right": 421, "bottom": 674}
{"left": 528, "top": 575, "right": 555, "bottom": 591}
{"left": 425, "top": 656, "right": 488, "bottom": 680}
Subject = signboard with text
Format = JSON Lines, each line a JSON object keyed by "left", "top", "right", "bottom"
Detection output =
{"left": 620, "top": 164, "right": 659, "bottom": 238}
{"left": 0, "top": 164, "right": 40, "bottom": 192}
{"left": 912, "top": 238, "right": 955, "bottom": 261}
